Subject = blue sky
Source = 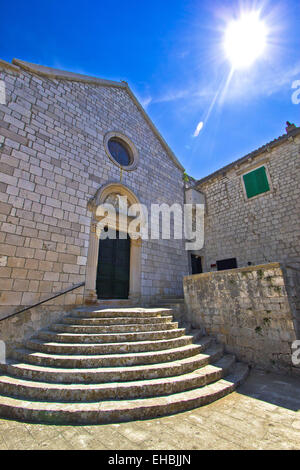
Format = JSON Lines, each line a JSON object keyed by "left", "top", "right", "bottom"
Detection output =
{"left": 1, "top": 0, "right": 299, "bottom": 179}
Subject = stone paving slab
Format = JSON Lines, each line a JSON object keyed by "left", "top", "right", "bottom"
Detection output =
{"left": 0, "top": 369, "right": 299, "bottom": 450}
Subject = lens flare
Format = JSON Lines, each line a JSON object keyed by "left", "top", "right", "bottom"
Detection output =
{"left": 224, "top": 12, "right": 267, "bottom": 69}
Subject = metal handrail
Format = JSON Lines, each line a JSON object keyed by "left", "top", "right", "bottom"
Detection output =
{"left": 0, "top": 282, "right": 85, "bottom": 322}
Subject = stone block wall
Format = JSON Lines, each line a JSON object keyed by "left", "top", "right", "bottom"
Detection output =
{"left": 0, "top": 283, "right": 85, "bottom": 354}
{"left": 183, "top": 263, "right": 299, "bottom": 374}
{"left": 283, "top": 262, "right": 300, "bottom": 337}
{"left": 0, "top": 304, "right": 74, "bottom": 355}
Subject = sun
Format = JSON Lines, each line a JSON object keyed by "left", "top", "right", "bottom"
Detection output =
{"left": 224, "top": 11, "right": 268, "bottom": 70}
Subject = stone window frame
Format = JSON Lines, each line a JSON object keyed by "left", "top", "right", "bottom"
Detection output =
{"left": 103, "top": 131, "right": 139, "bottom": 171}
{"left": 239, "top": 161, "right": 273, "bottom": 202}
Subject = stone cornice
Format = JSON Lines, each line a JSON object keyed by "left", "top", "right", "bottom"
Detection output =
{"left": 0, "top": 59, "right": 20, "bottom": 73}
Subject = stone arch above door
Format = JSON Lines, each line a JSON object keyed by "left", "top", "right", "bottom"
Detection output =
{"left": 88, "top": 182, "right": 141, "bottom": 211}
{"left": 85, "top": 182, "right": 142, "bottom": 303}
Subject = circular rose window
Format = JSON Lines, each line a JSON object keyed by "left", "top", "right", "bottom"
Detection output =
{"left": 108, "top": 138, "right": 132, "bottom": 167}
{"left": 104, "top": 131, "right": 139, "bottom": 171}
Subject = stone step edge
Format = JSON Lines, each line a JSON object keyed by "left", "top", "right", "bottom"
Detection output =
{"left": 73, "top": 307, "right": 173, "bottom": 312}
{"left": 24, "top": 331, "right": 203, "bottom": 354}
{"left": 0, "top": 355, "right": 235, "bottom": 401}
{"left": 38, "top": 327, "right": 185, "bottom": 336}
{"left": 13, "top": 338, "right": 210, "bottom": 363}
{"left": 11, "top": 339, "right": 210, "bottom": 368}
{"left": 62, "top": 316, "right": 175, "bottom": 325}
{"left": 0, "top": 354, "right": 233, "bottom": 391}
{"left": 35, "top": 328, "right": 186, "bottom": 342}
{"left": 73, "top": 308, "right": 173, "bottom": 317}
{"left": 27, "top": 334, "right": 194, "bottom": 349}
{"left": 0, "top": 363, "right": 249, "bottom": 424}
{"left": 2, "top": 345, "right": 224, "bottom": 381}
{"left": 49, "top": 322, "right": 179, "bottom": 333}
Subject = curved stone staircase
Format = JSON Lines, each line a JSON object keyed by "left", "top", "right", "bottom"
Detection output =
{"left": 0, "top": 307, "right": 249, "bottom": 424}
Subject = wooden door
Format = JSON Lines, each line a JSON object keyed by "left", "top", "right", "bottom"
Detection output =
{"left": 96, "top": 231, "right": 130, "bottom": 299}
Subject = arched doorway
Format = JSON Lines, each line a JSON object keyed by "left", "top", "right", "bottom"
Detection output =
{"left": 85, "top": 182, "right": 143, "bottom": 303}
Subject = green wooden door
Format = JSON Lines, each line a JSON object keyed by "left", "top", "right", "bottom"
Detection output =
{"left": 96, "top": 231, "right": 130, "bottom": 299}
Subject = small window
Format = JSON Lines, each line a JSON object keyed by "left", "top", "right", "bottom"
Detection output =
{"left": 217, "top": 258, "right": 237, "bottom": 271}
{"left": 243, "top": 166, "right": 270, "bottom": 199}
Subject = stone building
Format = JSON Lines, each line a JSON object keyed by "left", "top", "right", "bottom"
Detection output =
{"left": 190, "top": 123, "right": 300, "bottom": 274}
{"left": 0, "top": 58, "right": 190, "bottom": 319}
{"left": 183, "top": 123, "right": 300, "bottom": 374}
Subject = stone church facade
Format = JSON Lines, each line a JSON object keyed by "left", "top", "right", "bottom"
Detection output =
{"left": 0, "top": 59, "right": 190, "bottom": 319}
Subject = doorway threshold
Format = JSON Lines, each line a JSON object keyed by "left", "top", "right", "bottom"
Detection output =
{"left": 96, "top": 299, "right": 136, "bottom": 307}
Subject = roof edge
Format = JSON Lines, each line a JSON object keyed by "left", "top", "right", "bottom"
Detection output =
{"left": 125, "top": 86, "right": 185, "bottom": 171}
{"left": 0, "top": 59, "right": 20, "bottom": 73}
{"left": 12, "top": 59, "right": 126, "bottom": 88}
{"left": 195, "top": 126, "right": 300, "bottom": 187}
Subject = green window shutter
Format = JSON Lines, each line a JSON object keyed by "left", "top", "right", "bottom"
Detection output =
{"left": 243, "top": 166, "right": 270, "bottom": 199}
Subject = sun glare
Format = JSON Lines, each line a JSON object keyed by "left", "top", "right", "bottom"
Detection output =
{"left": 224, "top": 12, "right": 268, "bottom": 70}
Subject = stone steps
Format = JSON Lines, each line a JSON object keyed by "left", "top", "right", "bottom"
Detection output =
{"left": 0, "top": 306, "right": 249, "bottom": 424}
{"left": 73, "top": 308, "right": 173, "bottom": 318}
{"left": 0, "top": 355, "right": 234, "bottom": 401}
{"left": 0, "top": 363, "right": 249, "bottom": 425}
{"left": 62, "top": 315, "right": 174, "bottom": 325}
{"left": 50, "top": 321, "right": 179, "bottom": 333}
{"left": 25, "top": 334, "right": 198, "bottom": 355}
{"left": 35, "top": 328, "right": 186, "bottom": 344}
{"left": 3, "top": 345, "right": 224, "bottom": 384}
{"left": 11, "top": 341, "right": 209, "bottom": 368}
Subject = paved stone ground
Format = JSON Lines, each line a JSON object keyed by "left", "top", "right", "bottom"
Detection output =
{"left": 0, "top": 369, "right": 299, "bottom": 450}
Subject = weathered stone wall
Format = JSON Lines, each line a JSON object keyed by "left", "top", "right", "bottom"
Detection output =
{"left": 0, "top": 284, "right": 85, "bottom": 354}
{"left": 183, "top": 263, "right": 299, "bottom": 374}
{"left": 283, "top": 263, "right": 300, "bottom": 337}
{"left": 0, "top": 61, "right": 189, "bottom": 314}
{"left": 195, "top": 136, "right": 300, "bottom": 272}
{"left": 0, "top": 304, "right": 74, "bottom": 355}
